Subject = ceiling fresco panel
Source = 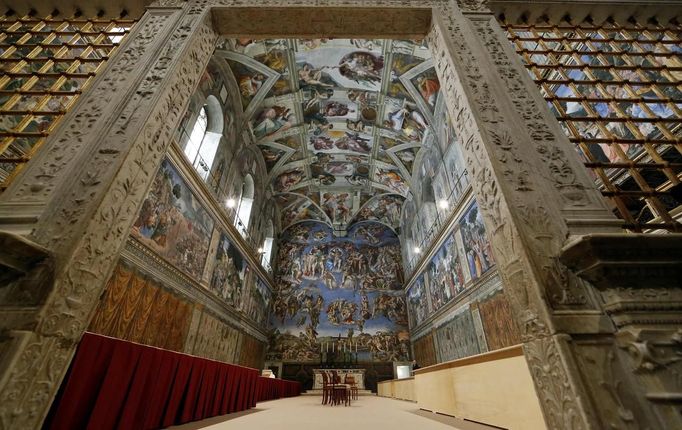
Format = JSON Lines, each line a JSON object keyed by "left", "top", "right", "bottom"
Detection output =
{"left": 219, "top": 37, "right": 447, "bottom": 234}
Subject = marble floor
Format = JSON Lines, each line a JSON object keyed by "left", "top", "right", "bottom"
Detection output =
{"left": 168, "top": 395, "right": 497, "bottom": 430}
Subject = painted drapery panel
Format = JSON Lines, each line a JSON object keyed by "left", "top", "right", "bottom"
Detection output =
{"left": 434, "top": 309, "right": 483, "bottom": 362}
{"left": 412, "top": 333, "right": 437, "bottom": 368}
{"left": 269, "top": 221, "right": 409, "bottom": 362}
{"left": 131, "top": 158, "right": 214, "bottom": 280}
{"left": 89, "top": 262, "right": 193, "bottom": 353}
{"left": 184, "top": 308, "right": 241, "bottom": 364}
{"left": 239, "top": 334, "right": 266, "bottom": 369}
{"left": 477, "top": 290, "right": 521, "bottom": 351}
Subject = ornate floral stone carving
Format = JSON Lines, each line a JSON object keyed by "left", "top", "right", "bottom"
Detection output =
{"left": 456, "top": 0, "right": 491, "bottom": 13}
{"left": 0, "top": 6, "right": 219, "bottom": 429}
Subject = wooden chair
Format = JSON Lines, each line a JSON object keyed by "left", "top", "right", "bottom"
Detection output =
{"left": 330, "top": 370, "right": 350, "bottom": 406}
{"left": 344, "top": 374, "right": 359, "bottom": 400}
{"left": 321, "top": 371, "right": 334, "bottom": 405}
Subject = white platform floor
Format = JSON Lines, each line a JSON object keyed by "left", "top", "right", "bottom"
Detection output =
{"left": 168, "top": 395, "right": 497, "bottom": 430}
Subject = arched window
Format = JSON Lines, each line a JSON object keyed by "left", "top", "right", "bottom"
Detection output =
{"left": 235, "top": 174, "right": 255, "bottom": 237}
{"left": 183, "top": 95, "right": 223, "bottom": 181}
{"left": 260, "top": 220, "right": 275, "bottom": 269}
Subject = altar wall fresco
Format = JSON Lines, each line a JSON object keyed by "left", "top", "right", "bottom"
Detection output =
{"left": 268, "top": 221, "right": 409, "bottom": 363}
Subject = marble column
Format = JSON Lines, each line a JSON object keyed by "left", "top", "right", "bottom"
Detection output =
{"left": 429, "top": 1, "right": 681, "bottom": 429}
{"left": 0, "top": 3, "right": 218, "bottom": 428}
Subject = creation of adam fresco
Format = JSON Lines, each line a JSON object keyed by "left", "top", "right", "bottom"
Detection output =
{"left": 268, "top": 221, "right": 409, "bottom": 362}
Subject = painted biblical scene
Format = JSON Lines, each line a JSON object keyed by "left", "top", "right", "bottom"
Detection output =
{"left": 411, "top": 67, "right": 441, "bottom": 110}
{"left": 374, "top": 166, "right": 409, "bottom": 195}
{"left": 209, "top": 230, "right": 249, "bottom": 309}
{"left": 428, "top": 232, "right": 467, "bottom": 313}
{"left": 274, "top": 167, "right": 305, "bottom": 192}
{"left": 352, "top": 194, "right": 404, "bottom": 231}
{"left": 252, "top": 101, "right": 298, "bottom": 140}
{"left": 244, "top": 277, "right": 272, "bottom": 328}
{"left": 268, "top": 221, "right": 408, "bottom": 362}
{"left": 320, "top": 191, "right": 353, "bottom": 225}
{"left": 131, "top": 158, "right": 214, "bottom": 280}
{"left": 309, "top": 152, "right": 370, "bottom": 188}
{"left": 274, "top": 193, "right": 329, "bottom": 230}
{"left": 217, "top": 38, "right": 445, "bottom": 233}
{"left": 406, "top": 274, "right": 429, "bottom": 328}
{"left": 459, "top": 201, "right": 495, "bottom": 280}
{"left": 226, "top": 59, "right": 267, "bottom": 110}
{"left": 258, "top": 144, "right": 289, "bottom": 171}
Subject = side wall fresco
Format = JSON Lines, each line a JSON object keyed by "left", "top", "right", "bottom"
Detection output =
{"left": 132, "top": 159, "right": 215, "bottom": 281}
{"left": 90, "top": 49, "right": 272, "bottom": 368}
{"left": 406, "top": 197, "right": 520, "bottom": 366}
{"left": 269, "top": 221, "right": 409, "bottom": 362}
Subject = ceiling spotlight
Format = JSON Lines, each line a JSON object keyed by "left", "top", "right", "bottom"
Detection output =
{"left": 226, "top": 198, "right": 236, "bottom": 208}
{"left": 414, "top": 247, "right": 421, "bottom": 254}
{"left": 438, "top": 199, "right": 449, "bottom": 209}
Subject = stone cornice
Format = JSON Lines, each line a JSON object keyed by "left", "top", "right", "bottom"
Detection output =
{"left": 490, "top": 0, "right": 682, "bottom": 24}
{"left": 2, "top": 1, "right": 680, "bottom": 24}
{"left": 560, "top": 234, "right": 682, "bottom": 290}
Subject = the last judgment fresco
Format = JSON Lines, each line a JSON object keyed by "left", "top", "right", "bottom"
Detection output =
{"left": 268, "top": 221, "right": 409, "bottom": 362}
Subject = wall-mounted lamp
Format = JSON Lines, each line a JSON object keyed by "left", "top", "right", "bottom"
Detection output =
{"left": 226, "top": 198, "right": 236, "bottom": 208}
{"left": 438, "top": 199, "right": 449, "bottom": 209}
{"left": 414, "top": 247, "right": 421, "bottom": 254}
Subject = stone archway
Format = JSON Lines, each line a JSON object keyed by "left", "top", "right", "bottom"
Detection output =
{"left": 0, "top": 2, "right": 678, "bottom": 429}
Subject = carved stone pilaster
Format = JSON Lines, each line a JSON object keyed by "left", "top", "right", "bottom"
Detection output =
{"left": 427, "top": 2, "right": 638, "bottom": 428}
{"left": 0, "top": 5, "right": 218, "bottom": 428}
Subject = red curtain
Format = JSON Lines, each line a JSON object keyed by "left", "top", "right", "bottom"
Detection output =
{"left": 255, "top": 376, "right": 302, "bottom": 403}
{"left": 44, "top": 332, "right": 294, "bottom": 430}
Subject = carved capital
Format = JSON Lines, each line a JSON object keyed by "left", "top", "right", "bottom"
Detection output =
{"left": 455, "top": 0, "right": 491, "bottom": 13}
{"left": 561, "top": 234, "right": 682, "bottom": 328}
{"left": 561, "top": 234, "right": 682, "bottom": 290}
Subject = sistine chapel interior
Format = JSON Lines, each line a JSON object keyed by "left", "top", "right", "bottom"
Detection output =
{"left": 0, "top": 1, "right": 681, "bottom": 430}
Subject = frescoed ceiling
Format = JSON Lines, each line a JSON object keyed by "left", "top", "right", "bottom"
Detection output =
{"left": 215, "top": 38, "right": 443, "bottom": 234}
